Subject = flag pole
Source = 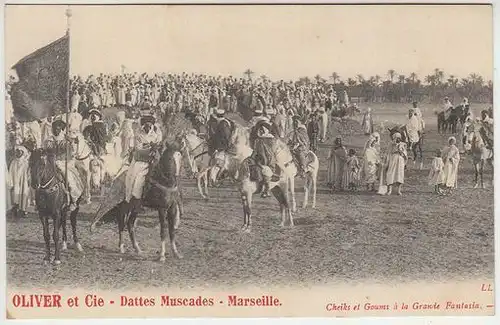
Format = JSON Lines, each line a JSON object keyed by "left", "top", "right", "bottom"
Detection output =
{"left": 65, "top": 6, "right": 72, "bottom": 194}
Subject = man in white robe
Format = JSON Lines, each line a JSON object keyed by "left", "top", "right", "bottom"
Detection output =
{"left": 441, "top": 136, "right": 460, "bottom": 191}
{"left": 124, "top": 115, "right": 162, "bottom": 203}
{"left": 44, "top": 120, "right": 85, "bottom": 211}
{"left": 8, "top": 145, "right": 31, "bottom": 217}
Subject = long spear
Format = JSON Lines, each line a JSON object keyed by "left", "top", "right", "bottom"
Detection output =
{"left": 65, "top": 6, "right": 72, "bottom": 194}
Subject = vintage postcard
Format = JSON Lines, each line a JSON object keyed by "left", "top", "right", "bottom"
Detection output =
{"left": 3, "top": 3, "right": 495, "bottom": 320}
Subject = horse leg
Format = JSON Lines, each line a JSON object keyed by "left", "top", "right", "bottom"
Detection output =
{"left": 127, "top": 199, "right": 142, "bottom": 254}
{"left": 40, "top": 214, "right": 51, "bottom": 264}
{"left": 271, "top": 186, "right": 290, "bottom": 227}
{"left": 197, "top": 173, "right": 207, "bottom": 200}
{"left": 158, "top": 208, "right": 168, "bottom": 262}
{"left": 312, "top": 171, "right": 317, "bottom": 209}
{"left": 52, "top": 212, "right": 62, "bottom": 265}
{"left": 203, "top": 170, "right": 210, "bottom": 198}
{"left": 289, "top": 176, "right": 297, "bottom": 213}
{"left": 418, "top": 143, "right": 424, "bottom": 170}
{"left": 302, "top": 176, "right": 309, "bottom": 209}
{"left": 167, "top": 203, "right": 182, "bottom": 259}
{"left": 118, "top": 202, "right": 128, "bottom": 253}
{"left": 240, "top": 192, "right": 249, "bottom": 231}
{"left": 474, "top": 162, "right": 480, "bottom": 189}
{"left": 480, "top": 160, "right": 485, "bottom": 189}
{"left": 61, "top": 212, "right": 68, "bottom": 251}
{"left": 243, "top": 192, "right": 253, "bottom": 233}
{"left": 70, "top": 207, "right": 84, "bottom": 252}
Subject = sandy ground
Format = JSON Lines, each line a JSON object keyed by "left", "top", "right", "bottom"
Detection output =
{"left": 6, "top": 103, "right": 494, "bottom": 290}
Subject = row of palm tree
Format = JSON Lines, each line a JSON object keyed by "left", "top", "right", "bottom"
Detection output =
{"left": 243, "top": 69, "right": 493, "bottom": 104}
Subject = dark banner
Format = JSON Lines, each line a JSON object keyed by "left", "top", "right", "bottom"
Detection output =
{"left": 10, "top": 34, "right": 69, "bottom": 122}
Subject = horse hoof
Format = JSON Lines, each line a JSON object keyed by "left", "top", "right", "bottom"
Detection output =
{"left": 240, "top": 225, "right": 247, "bottom": 232}
{"left": 52, "top": 260, "right": 61, "bottom": 266}
{"left": 312, "top": 204, "right": 316, "bottom": 209}
{"left": 174, "top": 252, "right": 184, "bottom": 259}
{"left": 290, "top": 222, "right": 295, "bottom": 227}
{"left": 75, "top": 242, "right": 84, "bottom": 252}
{"left": 474, "top": 184, "right": 479, "bottom": 189}
{"left": 158, "top": 255, "right": 166, "bottom": 262}
{"left": 244, "top": 227, "right": 251, "bottom": 233}
{"left": 119, "top": 245, "right": 126, "bottom": 254}
{"left": 279, "top": 222, "right": 285, "bottom": 227}
{"left": 301, "top": 204, "right": 307, "bottom": 209}
{"left": 62, "top": 241, "right": 68, "bottom": 251}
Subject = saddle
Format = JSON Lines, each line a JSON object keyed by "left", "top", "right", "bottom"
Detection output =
{"left": 244, "top": 157, "right": 281, "bottom": 192}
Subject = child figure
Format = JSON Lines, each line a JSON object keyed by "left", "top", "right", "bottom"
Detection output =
{"left": 343, "top": 148, "right": 360, "bottom": 191}
{"left": 428, "top": 149, "right": 444, "bottom": 194}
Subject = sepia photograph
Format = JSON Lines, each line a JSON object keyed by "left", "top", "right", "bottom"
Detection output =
{"left": 3, "top": 3, "right": 495, "bottom": 319}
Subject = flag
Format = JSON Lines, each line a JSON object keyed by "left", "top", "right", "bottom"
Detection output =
{"left": 10, "top": 34, "right": 69, "bottom": 122}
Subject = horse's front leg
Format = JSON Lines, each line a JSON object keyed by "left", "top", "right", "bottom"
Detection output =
{"left": 40, "top": 214, "right": 51, "bottom": 264}
{"left": 52, "top": 212, "right": 62, "bottom": 265}
{"left": 168, "top": 203, "right": 182, "bottom": 258}
{"left": 61, "top": 212, "right": 68, "bottom": 251}
{"left": 197, "top": 172, "right": 208, "bottom": 200}
{"left": 240, "top": 192, "right": 248, "bottom": 231}
{"left": 302, "top": 176, "right": 309, "bottom": 209}
{"left": 84, "top": 162, "right": 92, "bottom": 204}
{"left": 312, "top": 172, "right": 317, "bottom": 209}
{"left": 70, "top": 207, "right": 84, "bottom": 252}
{"left": 127, "top": 199, "right": 142, "bottom": 254}
{"left": 289, "top": 176, "right": 297, "bottom": 213}
{"left": 480, "top": 160, "right": 485, "bottom": 189}
{"left": 158, "top": 208, "right": 168, "bottom": 262}
{"left": 474, "top": 163, "right": 480, "bottom": 189}
{"left": 118, "top": 202, "right": 128, "bottom": 254}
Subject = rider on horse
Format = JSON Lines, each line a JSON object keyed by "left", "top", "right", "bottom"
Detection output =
{"left": 44, "top": 119, "right": 85, "bottom": 212}
{"left": 480, "top": 110, "right": 494, "bottom": 150}
{"left": 251, "top": 122, "right": 279, "bottom": 198}
{"left": 406, "top": 108, "right": 421, "bottom": 150}
{"left": 124, "top": 114, "right": 162, "bottom": 203}
{"left": 206, "top": 106, "right": 235, "bottom": 157}
{"left": 82, "top": 109, "right": 108, "bottom": 157}
{"left": 289, "top": 115, "right": 310, "bottom": 178}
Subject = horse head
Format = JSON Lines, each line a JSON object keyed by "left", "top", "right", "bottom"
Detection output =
{"left": 158, "top": 141, "right": 183, "bottom": 187}
{"left": 29, "top": 148, "right": 55, "bottom": 189}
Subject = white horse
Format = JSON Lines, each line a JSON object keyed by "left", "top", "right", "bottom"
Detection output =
{"left": 70, "top": 133, "right": 93, "bottom": 204}
{"left": 464, "top": 125, "right": 493, "bottom": 188}
{"left": 210, "top": 125, "right": 319, "bottom": 232}
{"left": 178, "top": 129, "right": 213, "bottom": 199}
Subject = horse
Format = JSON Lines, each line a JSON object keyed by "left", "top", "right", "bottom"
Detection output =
{"left": 177, "top": 129, "right": 213, "bottom": 199}
{"left": 464, "top": 126, "right": 494, "bottom": 188}
{"left": 437, "top": 105, "right": 466, "bottom": 134}
{"left": 29, "top": 149, "right": 84, "bottom": 265}
{"left": 90, "top": 142, "right": 183, "bottom": 260}
{"left": 70, "top": 132, "right": 94, "bottom": 204}
{"left": 209, "top": 125, "right": 319, "bottom": 232}
{"left": 388, "top": 125, "right": 424, "bottom": 169}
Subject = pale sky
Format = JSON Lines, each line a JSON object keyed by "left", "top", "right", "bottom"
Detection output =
{"left": 4, "top": 4, "right": 494, "bottom": 82}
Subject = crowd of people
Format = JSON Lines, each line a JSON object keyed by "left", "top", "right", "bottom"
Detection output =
{"left": 4, "top": 71, "right": 494, "bottom": 219}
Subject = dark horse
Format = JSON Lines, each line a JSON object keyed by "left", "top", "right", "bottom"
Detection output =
{"left": 388, "top": 125, "right": 424, "bottom": 169}
{"left": 92, "top": 142, "right": 184, "bottom": 261}
{"left": 29, "top": 149, "right": 84, "bottom": 265}
{"left": 437, "top": 105, "right": 469, "bottom": 134}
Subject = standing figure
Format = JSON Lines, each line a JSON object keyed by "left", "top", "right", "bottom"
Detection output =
{"left": 343, "top": 149, "right": 360, "bottom": 191}
{"left": 441, "top": 136, "right": 460, "bottom": 194}
{"left": 7, "top": 145, "right": 32, "bottom": 218}
{"left": 428, "top": 149, "right": 444, "bottom": 194}
{"left": 327, "top": 137, "right": 347, "bottom": 191}
{"left": 361, "top": 107, "right": 374, "bottom": 135}
{"left": 385, "top": 132, "right": 407, "bottom": 196}
{"left": 288, "top": 116, "right": 310, "bottom": 178}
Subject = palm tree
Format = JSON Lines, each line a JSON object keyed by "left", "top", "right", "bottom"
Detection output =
{"left": 244, "top": 69, "right": 254, "bottom": 80}
{"left": 356, "top": 74, "right": 365, "bottom": 84}
{"left": 409, "top": 72, "right": 417, "bottom": 83}
{"left": 314, "top": 74, "right": 322, "bottom": 83}
{"left": 433, "top": 68, "right": 444, "bottom": 84}
{"left": 330, "top": 72, "right": 340, "bottom": 85}
{"left": 374, "top": 75, "right": 382, "bottom": 85}
{"left": 387, "top": 69, "right": 396, "bottom": 83}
